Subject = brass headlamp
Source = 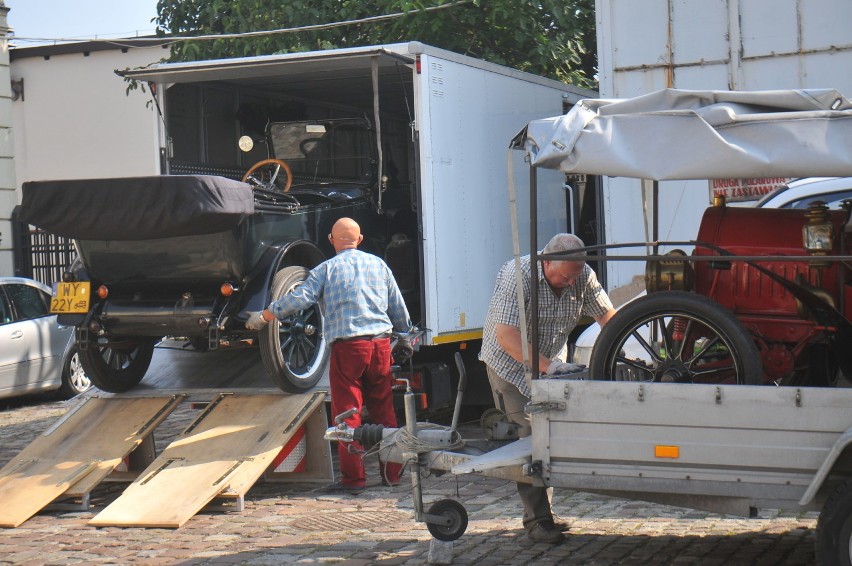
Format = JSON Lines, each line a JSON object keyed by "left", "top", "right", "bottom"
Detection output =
{"left": 802, "top": 201, "right": 833, "bottom": 267}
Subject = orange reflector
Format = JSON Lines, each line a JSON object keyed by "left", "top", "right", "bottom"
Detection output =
{"left": 96, "top": 285, "right": 109, "bottom": 299}
{"left": 654, "top": 445, "right": 680, "bottom": 459}
{"left": 459, "top": 342, "right": 468, "bottom": 350}
{"left": 220, "top": 283, "right": 235, "bottom": 296}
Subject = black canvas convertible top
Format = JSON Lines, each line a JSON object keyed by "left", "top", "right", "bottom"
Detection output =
{"left": 20, "top": 175, "right": 255, "bottom": 240}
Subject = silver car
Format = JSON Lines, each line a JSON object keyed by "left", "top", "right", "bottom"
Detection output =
{"left": 0, "top": 277, "right": 91, "bottom": 399}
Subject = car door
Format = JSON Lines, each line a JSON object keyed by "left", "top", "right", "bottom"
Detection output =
{"left": 2, "top": 283, "right": 67, "bottom": 390}
{"left": 0, "top": 288, "right": 21, "bottom": 393}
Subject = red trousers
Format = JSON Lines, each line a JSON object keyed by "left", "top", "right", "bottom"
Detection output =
{"left": 330, "top": 337, "right": 402, "bottom": 487}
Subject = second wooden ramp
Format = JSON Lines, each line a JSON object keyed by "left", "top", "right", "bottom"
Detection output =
{"left": 90, "top": 391, "right": 326, "bottom": 528}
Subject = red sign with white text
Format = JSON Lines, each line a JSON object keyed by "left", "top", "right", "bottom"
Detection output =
{"left": 709, "top": 178, "right": 793, "bottom": 203}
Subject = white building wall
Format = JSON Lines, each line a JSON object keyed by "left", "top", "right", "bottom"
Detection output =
{"left": 0, "top": 1, "right": 13, "bottom": 275}
{"left": 5, "top": 43, "right": 165, "bottom": 276}
{"left": 11, "top": 45, "right": 164, "bottom": 190}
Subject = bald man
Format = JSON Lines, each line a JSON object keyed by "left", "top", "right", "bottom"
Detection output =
{"left": 247, "top": 217, "right": 412, "bottom": 491}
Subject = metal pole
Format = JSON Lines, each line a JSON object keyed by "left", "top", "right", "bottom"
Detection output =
{"left": 404, "top": 387, "right": 423, "bottom": 520}
{"left": 652, "top": 180, "right": 659, "bottom": 253}
{"left": 530, "top": 166, "right": 539, "bottom": 381}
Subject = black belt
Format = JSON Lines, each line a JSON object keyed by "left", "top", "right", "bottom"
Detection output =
{"left": 335, "top": 332, "right": 393, "bottom": 343}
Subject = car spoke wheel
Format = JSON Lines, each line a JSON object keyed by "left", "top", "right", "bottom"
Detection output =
{"left": 259, "top": 266, "right": 330, "bottom": 393}
{"left": 589, "top": 291, "right": 763, "bottom": 385}
{"left": 58, "top": 347, "right": 92, "bottom": 398}
{"left": 79, "top": 338, "right": 156, "bottom": 393}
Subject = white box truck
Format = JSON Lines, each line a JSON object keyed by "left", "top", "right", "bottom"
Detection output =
{"left": 22, "top": 42, "right": 594, "bottom": 411}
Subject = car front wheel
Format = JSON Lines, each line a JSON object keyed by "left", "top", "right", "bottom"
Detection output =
{"left": 58, "top": 346, "right": 92, "bottom": 398}
{"left": 589, "top": 291, "right": 763, "bottom": 385}
{"left": 259, "top": 266, "right": 329, "bottom": 393}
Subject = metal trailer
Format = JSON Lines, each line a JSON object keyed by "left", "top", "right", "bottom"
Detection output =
{"left": 327, "top": 88, "right": 852, "bottom": 565}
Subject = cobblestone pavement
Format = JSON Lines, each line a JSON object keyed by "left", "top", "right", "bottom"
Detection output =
{"left": 0, "top": 396, "right": 818, "bottom": 565}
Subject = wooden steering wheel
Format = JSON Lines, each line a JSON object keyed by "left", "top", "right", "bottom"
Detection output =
{"left": 242, "top": 158, "right": 293, "bottom": 192}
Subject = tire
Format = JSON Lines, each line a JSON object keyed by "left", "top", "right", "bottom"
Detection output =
{"left": 57, "top": 346, "right": 92, "bottom": 398}
{"left": 79, "top": 338, "right": 156, "bottom": 393}
{"left": 816, "top": 480, "right": 852, "bottom": 566}
{"left": 259, "top": 266, "right": 330, "bottom": 393}
{"left": 426, "top": 499, "right": 468, "bottom": 541}
{"left": 589, "top": 291, "right": 763, "bottom": 385}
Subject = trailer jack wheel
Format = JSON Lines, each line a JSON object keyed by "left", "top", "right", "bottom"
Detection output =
{"left": 426, "top": 499, "right": 468, "bottom": 542}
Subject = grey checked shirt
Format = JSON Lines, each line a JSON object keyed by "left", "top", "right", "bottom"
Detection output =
{"left": 267, "top": 249, "right": 411, "bottom": 343}
{"left": 480, "top": 254, "right": 613, "bottom": 397}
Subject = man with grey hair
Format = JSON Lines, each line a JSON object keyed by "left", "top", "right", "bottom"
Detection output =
{"left": 480, "top": 232, "right": 616, "bottom": 543}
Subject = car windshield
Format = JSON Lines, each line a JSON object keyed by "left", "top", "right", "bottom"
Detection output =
{"left": 269, "top": 118, "right": 374, "bottom": 186}
{"left": 782, "top": 189, "right": 852, "bottom": 209}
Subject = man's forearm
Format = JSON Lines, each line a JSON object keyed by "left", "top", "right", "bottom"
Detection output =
{"left": 494, "top": 324, "right": 551, "bottom": 370}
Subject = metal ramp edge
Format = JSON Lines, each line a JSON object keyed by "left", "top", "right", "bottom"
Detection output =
{"left": 0, "top": 395, "right": 184, "bottom": 528}
{"left": 89, "top": 390, "right": 329, "bottom": 528}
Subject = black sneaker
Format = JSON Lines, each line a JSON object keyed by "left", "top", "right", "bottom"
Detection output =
{"left": 527, "top": 519, "right": 566, "bottom": 543}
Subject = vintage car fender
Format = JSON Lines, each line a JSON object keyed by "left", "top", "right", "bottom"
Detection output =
{"left": 234, "top": 238, "right": 326, "bottom": 322}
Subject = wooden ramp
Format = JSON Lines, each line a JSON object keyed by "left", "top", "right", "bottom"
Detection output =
{"left": 90, "top": 391, "right": 327, "bottom": 528}
{"left": 0, "top": 395, "right": 183, "bottom": 528}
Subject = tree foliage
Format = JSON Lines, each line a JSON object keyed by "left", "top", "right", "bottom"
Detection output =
{"left": 155, "top": 0, "right": 597, "bottom": 88}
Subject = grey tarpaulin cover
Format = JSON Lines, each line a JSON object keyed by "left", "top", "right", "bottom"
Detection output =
{"left": 518, "top": 88, "right": 852, "bottom": 180}
{"left": 20, "top": 175, "right": 254, "bottom": 240}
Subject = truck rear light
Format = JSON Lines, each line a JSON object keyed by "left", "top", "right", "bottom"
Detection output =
{"left": 96, "top": 285, "right": 109, "bottom": 299}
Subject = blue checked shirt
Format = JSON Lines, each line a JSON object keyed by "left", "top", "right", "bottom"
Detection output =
{"left": 267, "top": 249, "right": 412, "bottom": 343}
{"left": 480, "top": 254, "right": 613, "bottom": 397}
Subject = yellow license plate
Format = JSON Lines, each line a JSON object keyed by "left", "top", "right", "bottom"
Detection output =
{"left": 51, "top": 282, "right": 91, "bottom": 314}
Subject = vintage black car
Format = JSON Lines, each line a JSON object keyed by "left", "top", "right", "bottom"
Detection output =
{"left": 19, "top": 117, "right": 417, "bottom": 394}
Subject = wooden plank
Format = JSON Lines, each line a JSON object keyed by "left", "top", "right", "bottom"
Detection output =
{"left": 263, "top": 405, "right": 334, "bottom": 483}
{"left": 130, "top": 341, "right": 329, "bottom": 392}
{"left": 0, "top": 396, "right": 183, "bottom": 528}
{"left": 225, "top": 392, "right": 327, "bottom": 495}
{"left": 90, "top": 391, "right": 326, "bottom": 528}
{"left": 0, "top": 460, "right": 98, "bottom": 528}
{"left": 89, "top": 458, "right": 242, "bottom": 528}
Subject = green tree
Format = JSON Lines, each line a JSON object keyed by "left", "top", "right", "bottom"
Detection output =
{"left": 155, "top": 0, "right": 597, "bottom": 88}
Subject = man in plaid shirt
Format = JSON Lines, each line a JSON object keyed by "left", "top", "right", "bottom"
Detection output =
{"left": 247, "top": 217, "right": 412, "bottom": 490}
{"left": 480, "top": 233, "right": 616, "bottom": 543}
